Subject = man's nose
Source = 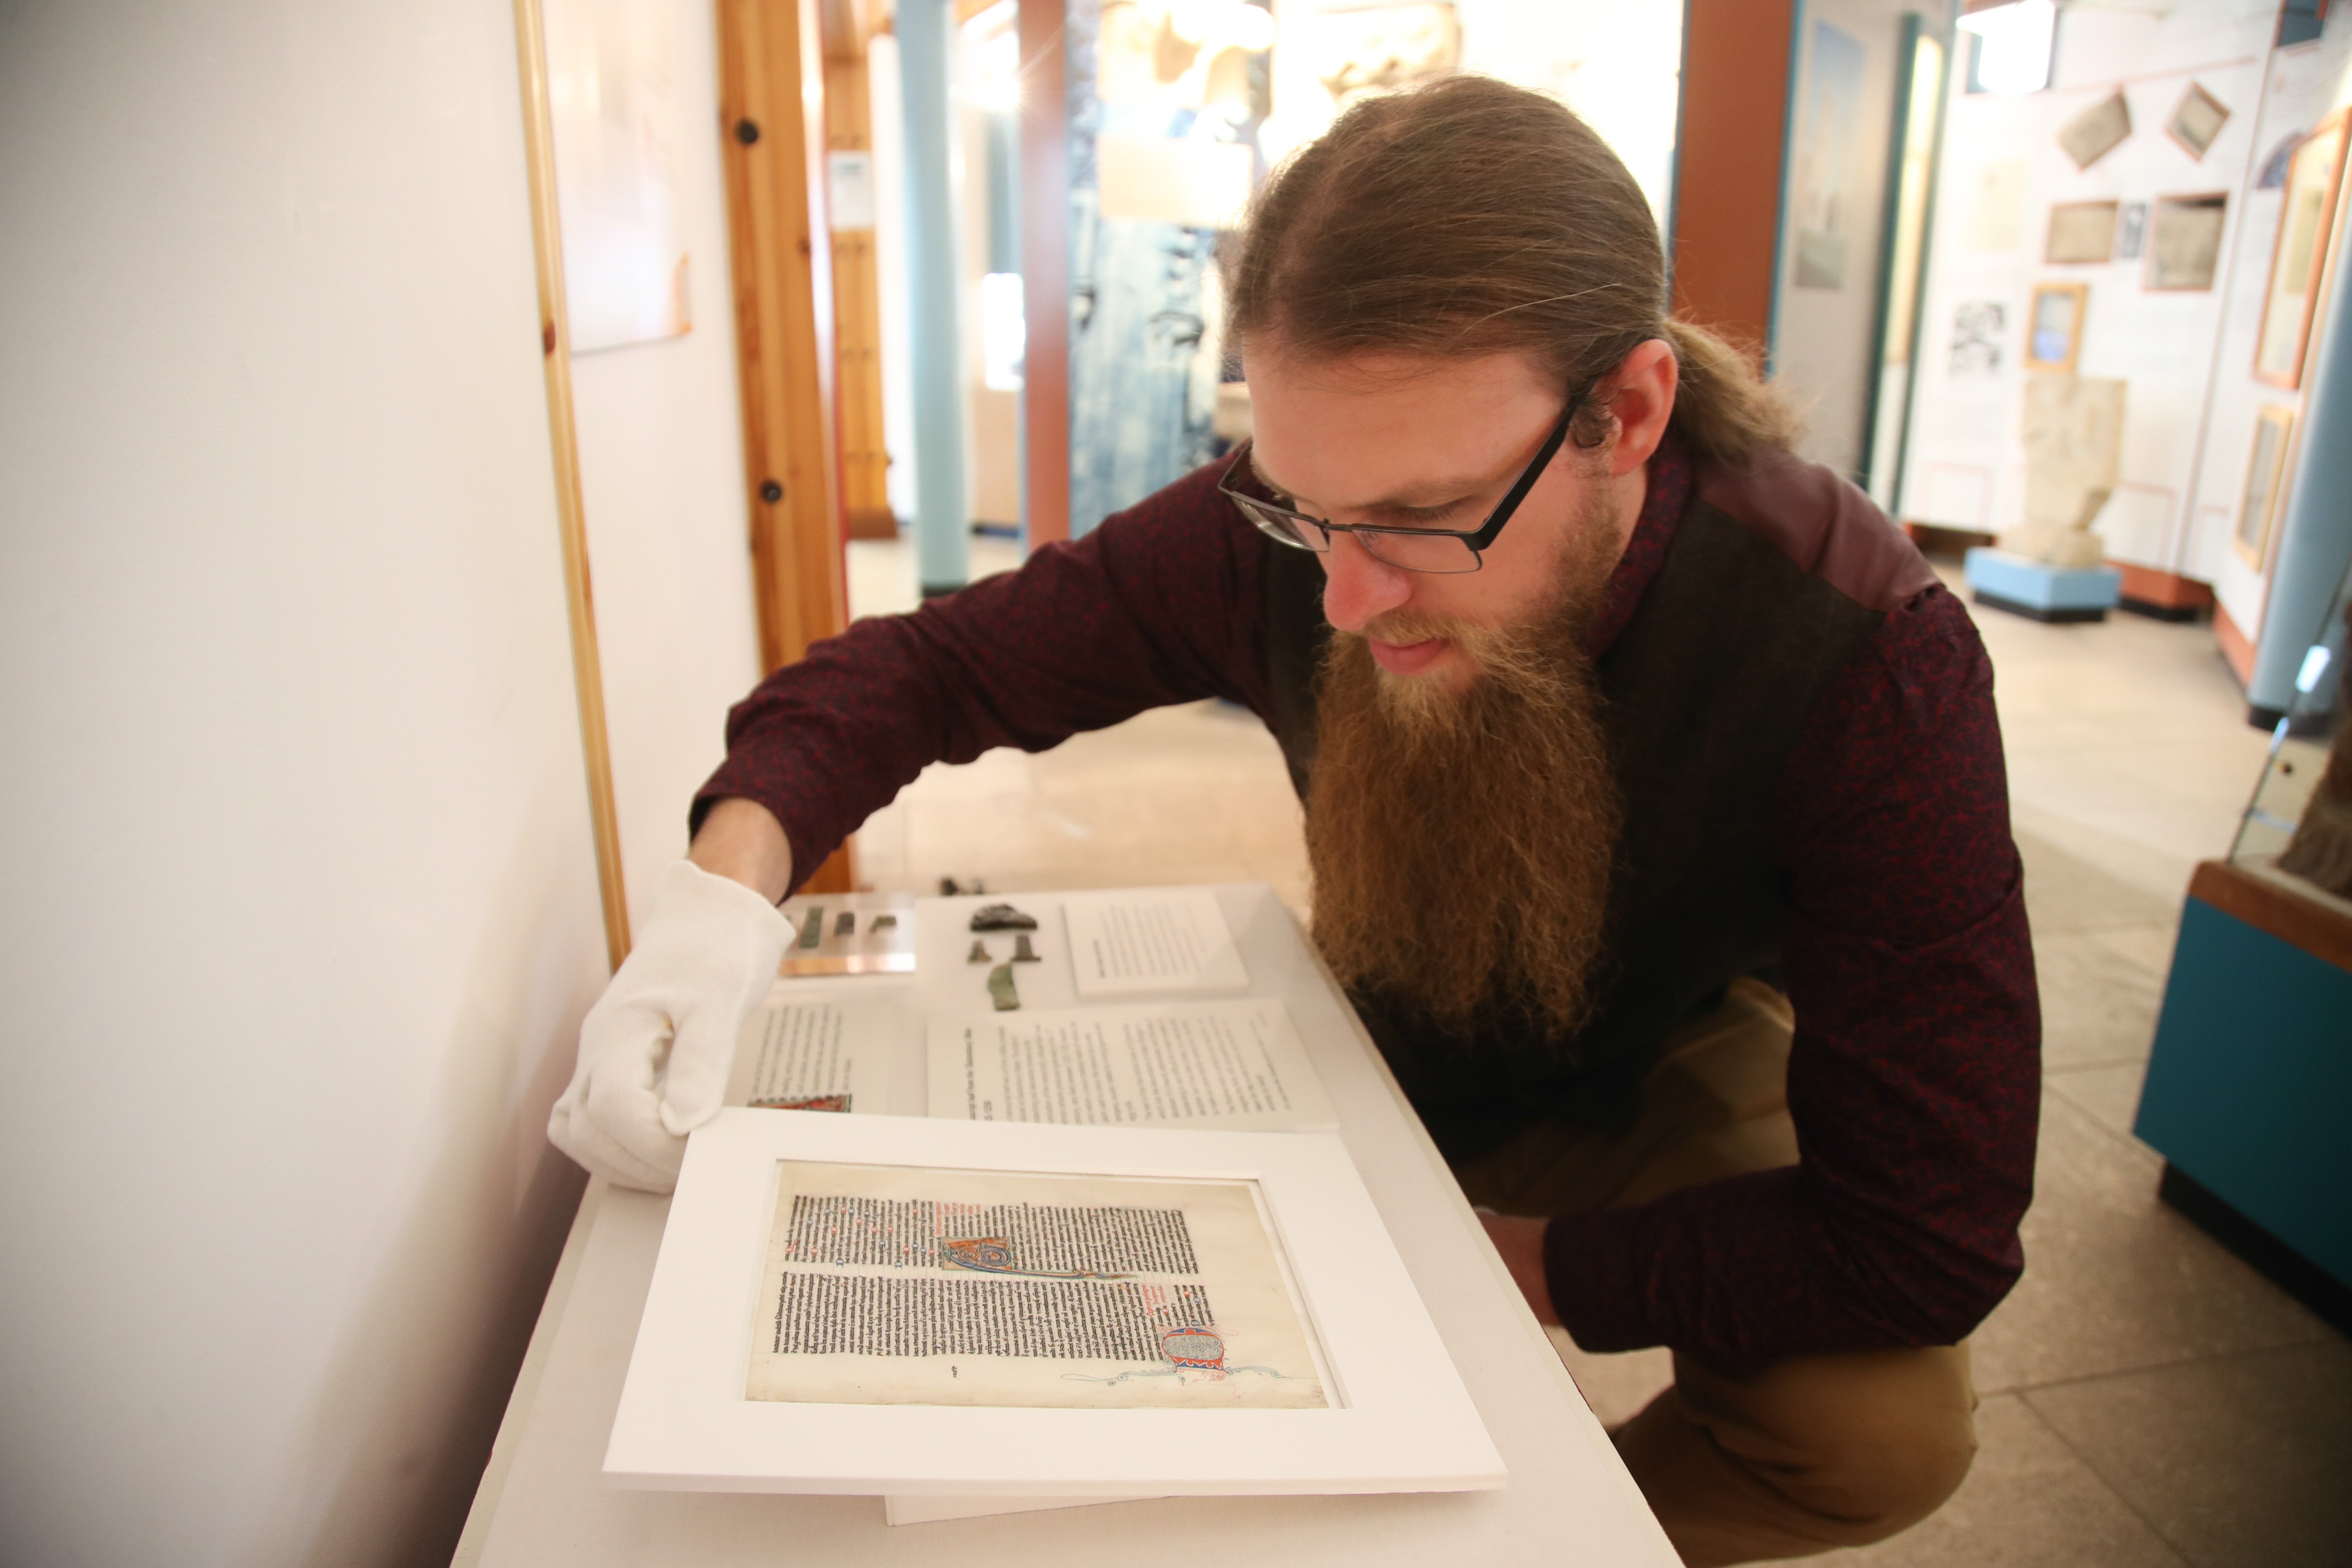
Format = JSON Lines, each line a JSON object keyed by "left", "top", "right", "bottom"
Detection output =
{"left": 1318, "top": 533, "right": 1415, "bottom": 633}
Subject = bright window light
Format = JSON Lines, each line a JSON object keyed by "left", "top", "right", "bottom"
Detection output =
{"left": 981, "top": 271, "right": 1025, "bottom": 391}
{"left": 1961, "top": 0, "right": 2056, "bottom": 96}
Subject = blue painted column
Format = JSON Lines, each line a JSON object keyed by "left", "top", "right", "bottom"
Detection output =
{"left": 898, "top": 0, "right": 970, "bottom": 596}
{"left": 2251, "top": 224, "right": 2352, "bottom": 721}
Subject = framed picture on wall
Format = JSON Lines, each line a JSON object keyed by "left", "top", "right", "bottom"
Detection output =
{"left": 2116, "top": 201, "right": 2149, "bottom": 258}
{"left": 2165, "top": 82, "right": 2231, "bottom": 161}
{"left": 2146, "top": 192, "right": 2229, "bottom": 290}
{"left": 2254, "top": 112, "right": 2350, "bottom": 388}
{"left": 2045, "top": 200, "right": 2120, "bottom": 263}
{"left": 2235, "top": 406, "right": 2296, "bottom": 568}
{"left": 2058, "top": 91, "right": 2132, "bottom": 170}
{"left": 2025, "top": 282, "right": 2088, "bottom": 372}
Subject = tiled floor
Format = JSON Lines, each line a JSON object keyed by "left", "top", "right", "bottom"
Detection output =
{"left": 843, "top": 540, "right": 2350, "bottom": 1564}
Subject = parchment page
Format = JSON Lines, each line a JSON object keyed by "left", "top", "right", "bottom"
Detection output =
{"left": 1061, "top": 888, "right": 1249, "bottom": 996}
{"left": 745, "top": 1161, "right": 1327, "bottom": 1410}
{"left": 725, "top": 999, "right": 892, "bottom": 1114}
{"left": 928, "top": 999, "right": 1337, "bottom": 1132}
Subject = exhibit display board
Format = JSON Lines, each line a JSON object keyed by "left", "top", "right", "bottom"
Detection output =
{"left": 1896, "top": 2, "right": 2280, "bottom": 590}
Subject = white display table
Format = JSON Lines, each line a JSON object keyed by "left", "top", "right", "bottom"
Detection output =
{"left": 453, "top": 884, "right": 1677, "bottom": 1566}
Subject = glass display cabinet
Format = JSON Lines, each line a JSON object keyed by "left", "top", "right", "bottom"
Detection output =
{"left": 2137, "top": 554, "right": 2352, "bottom": 1337}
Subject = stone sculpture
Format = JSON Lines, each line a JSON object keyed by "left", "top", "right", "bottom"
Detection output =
{"left": 2002, "top": 375, "right": 2127, "bottom": 568}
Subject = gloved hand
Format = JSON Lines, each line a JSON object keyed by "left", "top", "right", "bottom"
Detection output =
{"left": 548, "top": 858, "right": 793, "bottom": 1192}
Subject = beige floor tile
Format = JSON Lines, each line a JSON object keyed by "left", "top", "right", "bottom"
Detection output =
{"left": 1817, "top": 1395, "right": 2187, "bottom": 1568}
{"left": 2017, "top": 829, "right": 2181, "bottom": 935}
{"left": 2046, "top": 1062, "right": 2151, "bottom": 1144}
{"left": 1542, "top": 1328, "right": 1673, "bottom": 1431}
{"left": 1970, "top": 1096, "right": 2331, "bottom": 1394}
{"left": 2034, "top": 930, "right": 2168, "bottom": 1069}
{"left": 2023, "top": 1339, "right": 2352, "bottom": 1568}
{"left": 2085, "top": 923, "right": 2182, "bottom": 974}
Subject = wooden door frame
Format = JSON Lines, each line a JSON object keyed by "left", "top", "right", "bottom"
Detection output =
{"left": 717, "top": 0, "right": 858, "bottom": 893}
{"left": 1672, "top": 0, "right": 1797, "bottom": 362}
{"left": 1019, "top": 0, "right": 1071, "bottom": 546}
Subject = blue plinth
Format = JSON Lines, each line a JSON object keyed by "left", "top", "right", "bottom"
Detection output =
{"left": 1963, "top": 548, "right": 2123, "bottom": 622}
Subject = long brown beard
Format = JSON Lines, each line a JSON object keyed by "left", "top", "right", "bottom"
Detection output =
{"left": 1304, "top": 509, "right": 1622, "bottom": 1044}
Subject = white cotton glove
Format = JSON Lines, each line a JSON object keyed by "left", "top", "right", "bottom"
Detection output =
{"left": 548, "top": 858, "right": 793, "bottom": 1192}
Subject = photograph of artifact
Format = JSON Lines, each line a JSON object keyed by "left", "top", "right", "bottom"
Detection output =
{"left": 2234, "top": 405, "right": 2296, "bottom": 569}
{"left": 2146, "top": 191, "right": 2228, "bottom": 290}
{"left": 2058, "top": 90, "right": 2132, "bottom": 170}
{"left": 2166, "top": 80, "right": 2231, "bottom": 160}
{"left": 2255, "top": 111, "right": 2349, "bottom": 388}
{"left": 2045, "top": 200, "right": 2120, "bottom": 264}
{"left": 744, "top": 1161, "right": 1327, "bottom": 1410}
{"left": 543, "top": 0, "right": 692, "bottom": 352}
{"left": 2025, "top": 281, "right": 2088, "bottom": 372}
{"left": 1950, "top": 299, "right": 2006, "bottom": 374}
{"left": 1788, "top": 18, "right": 1868, "bottom": 290}
{"left": 2116, "top": 199, "right": 2149, "bottom": 258}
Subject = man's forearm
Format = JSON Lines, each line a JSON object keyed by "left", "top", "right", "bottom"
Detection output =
{"left": 688, "top": 796, "right": 795, "bottom": 904}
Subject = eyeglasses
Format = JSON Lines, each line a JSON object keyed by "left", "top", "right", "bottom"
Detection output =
{"left": 1216, "top": 380, "right": 1593, "bottom": 575}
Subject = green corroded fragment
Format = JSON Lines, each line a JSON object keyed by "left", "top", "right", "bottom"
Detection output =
{"left": 986, "top": 962, "right": 1020, "bottom": 1011}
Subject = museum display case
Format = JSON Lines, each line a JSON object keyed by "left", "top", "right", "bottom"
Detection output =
{"left": 2136, "top": 552, "right": 2352, "bottom": 1335}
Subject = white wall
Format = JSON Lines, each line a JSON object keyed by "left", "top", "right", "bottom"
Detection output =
{"left": 559, "top": 0, "right": 765, "bottom": 932}
{"left": 1898, "top": 1, "right": 2277, "bottom": 570}
{"left": 0, "top": 1, "right": 618, "bottom": 1563}
{"left": 2184, "top": 13, "right": 2352, "bottom": 641}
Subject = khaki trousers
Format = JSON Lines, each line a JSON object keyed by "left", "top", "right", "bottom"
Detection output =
{"left": 1454, "top": 981, "right": 1978, "bottom": 1567}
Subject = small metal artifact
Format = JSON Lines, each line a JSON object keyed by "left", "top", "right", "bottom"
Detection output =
{"left": 968, "top": 902, "right": 1039, "bottom": 932}
{"left": 796, "top": 906, "right": 824, "bottom": 950}
{"left": 834, "top": 911, "right": 856, "bottom": 937}
{"left": 967, "top": 939, "right": 992, "bottom": 964}
{"left": 986, "top": 962, "right": 1020, "bottom": 1011}
{"left": 1011, "top": 932, "right": 1041, "bottom": 963}
{"left": 871, "top": 913, "right": 898, "bottom": 932}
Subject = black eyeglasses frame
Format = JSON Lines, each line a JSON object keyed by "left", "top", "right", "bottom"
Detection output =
{"left": 1215, "top": 377, "right": 1596, "bottom": 574}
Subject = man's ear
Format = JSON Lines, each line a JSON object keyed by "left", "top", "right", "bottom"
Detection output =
{"left": 1603, "top": 338, "right": 1679, "bottom": 479}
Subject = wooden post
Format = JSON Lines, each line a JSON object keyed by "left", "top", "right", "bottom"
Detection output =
{"left": 510, "top": 0, "right": 633, "bottom": 968}
{"left": 1018, "top": 0, "right": 1070, "bottom": 547}
{"left": 717, "top": 0, "right": 858, "bottom": 893}
{"left": 822, "top": 1, "right": 895, "bottom": 539}
{"left": 1671, "top": 0, "right": 1796, "bottom": 362}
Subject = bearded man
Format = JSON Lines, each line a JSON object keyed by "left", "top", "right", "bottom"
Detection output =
{"left": 549, "top": 75, "right": 2039, "bottom": 1566}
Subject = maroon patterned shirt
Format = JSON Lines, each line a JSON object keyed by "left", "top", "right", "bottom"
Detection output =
{"left": 698, "top": 446, "right": 2040, "bottom": 1371}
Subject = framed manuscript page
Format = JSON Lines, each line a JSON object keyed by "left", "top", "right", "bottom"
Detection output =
{"left": 2254, "top": 112, "right": 2350, "bottom": 389}
{"left": 605, "top": 1109, "right": 1505, "bottom": 1497}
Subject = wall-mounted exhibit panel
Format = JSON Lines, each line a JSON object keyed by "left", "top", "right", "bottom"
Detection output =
{"left": 2182, "top": 26, "right": 2352, "bottom": 655}
{"left": 1897, "top": 1, "right": 2277, "bottom": 596}
{"left": 1769, "top": 0, "right": 1942, "bottom": 483}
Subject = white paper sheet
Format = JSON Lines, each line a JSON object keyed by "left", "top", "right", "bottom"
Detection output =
{"left": 724, "top": 997, "right": 894, "bottom": 1115}
{"left": 927, "top": 998, "right": 1337, "bottom": 1133}
{"left": 1061, "top": 887, "right": 1249, "bottom": 996}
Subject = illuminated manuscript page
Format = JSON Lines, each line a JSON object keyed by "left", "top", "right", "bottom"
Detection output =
{"left": 745, "top": 1161, "right": 1327, "bottom": 1410}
